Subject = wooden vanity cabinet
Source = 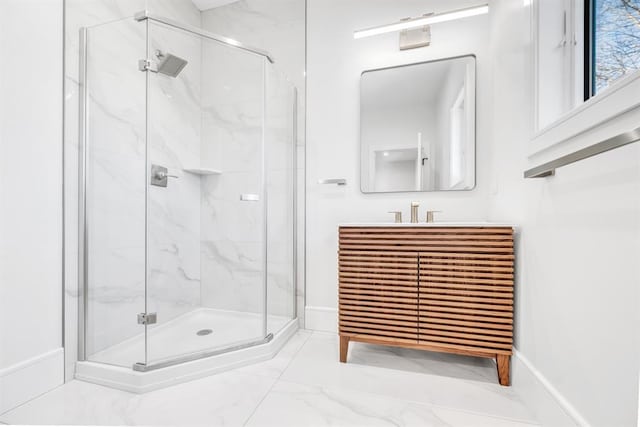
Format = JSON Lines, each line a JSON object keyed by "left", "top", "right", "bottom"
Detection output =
{"left": 338, "top": 226, "right": 514, "bottom": 386}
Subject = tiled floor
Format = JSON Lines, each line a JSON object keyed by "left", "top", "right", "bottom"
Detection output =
{"left": 0, "top": 331, "right": 539, "bottom": 426}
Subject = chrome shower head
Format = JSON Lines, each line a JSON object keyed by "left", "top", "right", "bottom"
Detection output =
{"left": 155, "top": 50, "right": 188, "bottom": 78}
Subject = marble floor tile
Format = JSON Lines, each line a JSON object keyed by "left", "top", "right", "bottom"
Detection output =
{"left": 245, "top": 380, "right": 447, "bottom": 427}
{"left": 430, "top": 406, "right": 540, "bottom": 427}
{"left": 0, "top": 370, "right": 275, "bottom": 426}
{"left": 280, "top": 332, "right": 536, "bottom": 423}
{"left": 349, "top": 339, "right": 498, "bottom": 383}
{"left": 246, "top": 380, "right": 538, "bottom": 427}
{"left": 0, "top": 381, "right": 133, "bottom": 425}
{"left": 234, "top": 329, "right": 312, "bottom": 379}
{"left": 0, "top": 330, "right": 540, "bottom": 427}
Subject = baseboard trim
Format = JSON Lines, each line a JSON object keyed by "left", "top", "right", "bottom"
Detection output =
{"left": 304, "top": 306, "right": 337, "bottom": 332}
{"left": 513, "top": 349, "right": 590, "bottom": 427}
{"left": 0, "top": 348, "right": 64, "bottom": 415}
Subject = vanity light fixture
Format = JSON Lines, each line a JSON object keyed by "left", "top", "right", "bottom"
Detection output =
{"left": 353, "top": 4, "right": 489, "bottom": 40}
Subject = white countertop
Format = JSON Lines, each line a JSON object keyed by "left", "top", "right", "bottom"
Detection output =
{"left": 339, "top": 222, "right": 515, "bottom": 228}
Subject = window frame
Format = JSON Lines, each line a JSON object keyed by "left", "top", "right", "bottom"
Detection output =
{"left": 529, "top": 0, "right": 640, "bottom": 161}
{"left": 583, "top": 0, "right": 593, "bottom": 101}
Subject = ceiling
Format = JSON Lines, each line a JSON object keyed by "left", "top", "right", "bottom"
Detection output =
{"left": 190, "top": 0, "right": 239, "bottom": 11}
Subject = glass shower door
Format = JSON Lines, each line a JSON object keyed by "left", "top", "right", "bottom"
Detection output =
{"left": 81, "top": 17, "right": 147, "bottom": 368}
{"left": 143, "top": 20, "right": 267, "bottom": 367}
{"left": 265, "top": 67, "right": 297, "bottom": 334}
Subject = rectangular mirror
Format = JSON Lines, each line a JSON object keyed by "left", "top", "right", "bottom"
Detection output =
{"left": 360, "top": 55, "right": 476, "bottom": 193}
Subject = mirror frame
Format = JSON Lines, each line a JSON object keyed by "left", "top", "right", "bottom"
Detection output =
{"left": 359, "top": 54, "right": 477, "bottom": 194}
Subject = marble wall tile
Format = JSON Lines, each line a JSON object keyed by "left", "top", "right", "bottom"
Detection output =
{"left": 146, "top": 19, "right": 204, "bottom": 334}
{"left": 83, "top": 17, "right": 147, "bottom": 357}
{"left": 64, "top": 0, "right": 148, "bottom": 380}
{"left": 201, "top": 0, "right": 306, "bottom": 327}
{"left": 201, "top": 239, "right": 264, "bottom": 313}
{"left": 199, "top": 39, "right": 266, "bottom": 316}
{"left": 147, "top": 0, "right": 201, "bottom": 27}
{"left": 265, "top": 66, "right": 296, "bottom": 323}
{"left": 65, "top": 0, "right": 204, "bottom": 369}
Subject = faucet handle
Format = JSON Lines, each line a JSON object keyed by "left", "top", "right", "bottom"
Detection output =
{"left": 410, "top": 202, "right": 420, "bottom": 223}
{"left": 425, "top": 210, "right": 442, "bottom": 223}
{"left": 388, "top": 211, "right": 402, "bottom": 223}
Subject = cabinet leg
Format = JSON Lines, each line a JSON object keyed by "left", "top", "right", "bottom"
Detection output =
{"left": 496, "top": 354, "right": 510, "bottom": 386}
{"left": 339, "top": 335, "right": 350, "bottom": 363}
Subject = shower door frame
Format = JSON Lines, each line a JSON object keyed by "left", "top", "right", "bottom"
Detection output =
{"left": 77, "top": 12, "right": 297, "bottom": 372}
{"left": 134, "top": 11, "right": 274, "bottom": 63}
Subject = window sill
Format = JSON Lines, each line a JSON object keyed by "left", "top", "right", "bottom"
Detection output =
{"left": 529, "top": 70, "right": 640, "bottom": 161}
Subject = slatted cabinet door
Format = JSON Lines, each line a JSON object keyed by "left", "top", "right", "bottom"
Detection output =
{"left": 418, "top": 251, "right": 514, "bottom": 355}
{"left": 418, "top": 228, "right": 514, "bottom": 385}
{"left": 338, "top": 249, "right": 419, "bottom": 350}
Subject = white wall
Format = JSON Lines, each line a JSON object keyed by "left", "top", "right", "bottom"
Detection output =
{"left": 0, "top": 0, "right": 64, "bottom": 414}
{"left": 488, "top": 1, "right": 640, "bottom": 425}
{"left": 306, "top": 0, "right": 490, "bottom": 331}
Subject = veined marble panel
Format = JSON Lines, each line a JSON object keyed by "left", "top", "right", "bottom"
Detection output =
{"left": 201, "top": 239, "right": 264, "bottom": 314}
{"left": 146, "top": 20, "right": 203, "bottom": 331}
{"left": 64, "top": 0, "right": 148, "bottom": 376}
{"left": 202, "top": 0, "right": 306, "bottom": 327}
{"left": 65, "top": 0, "right": 204, "bottom": 370}
{"left": 200, "top": 40, "right": 265, "bottom": 315}
{"left": 83, "top": 18, "right": 147, "bottom": 358}
{"left": 265, "top": 67, "right": 296, "bottom": 326}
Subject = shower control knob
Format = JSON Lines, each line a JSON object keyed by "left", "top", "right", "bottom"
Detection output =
{"left": 150, "top": 164, "right": 179, "bottom": 187}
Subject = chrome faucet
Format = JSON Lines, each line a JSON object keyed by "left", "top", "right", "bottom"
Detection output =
{"left": 410, "top": 202, "right": 419, "bottom": 223}
{"left": 426, "top": 210, "right": 442, "bottom": 223}
{"left": 388, "top": 211, "right": 402, "bottom": 223}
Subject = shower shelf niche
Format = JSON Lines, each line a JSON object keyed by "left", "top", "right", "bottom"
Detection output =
{"left": 183, "top": 167, "right": 222, "bottom": 176}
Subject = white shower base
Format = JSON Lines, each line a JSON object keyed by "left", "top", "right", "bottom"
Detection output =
{"left": 90, "top": 308, "right": 291, "bottom": 367}
{"left": 76, "top": 308, "right": 297, "bottom": 393}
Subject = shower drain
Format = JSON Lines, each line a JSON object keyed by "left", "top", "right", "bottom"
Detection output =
{"left": 196, "top": 329, "right": 213, "bottom": 336}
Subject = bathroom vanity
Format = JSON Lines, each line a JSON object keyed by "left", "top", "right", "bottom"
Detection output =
{"left": 338, "top": 224, "right": 514, "bottom": 385}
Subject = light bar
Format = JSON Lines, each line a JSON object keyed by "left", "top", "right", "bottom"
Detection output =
{"left": 353, "top": 4, "right": 489, "bottom": 39}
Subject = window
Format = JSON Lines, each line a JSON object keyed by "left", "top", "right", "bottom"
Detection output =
{"left": 532, "top": 0, "right": 640, "bottom": 152}
{"left": 584, "top": 0, "right": 640, "bottom": 99}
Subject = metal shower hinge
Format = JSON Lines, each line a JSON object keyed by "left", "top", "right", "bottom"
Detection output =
{"left": 138, "top": 59, "right": 158, "bottom": 73}
{"left": 137, "top": 312, "right": 157, "bottom": 325}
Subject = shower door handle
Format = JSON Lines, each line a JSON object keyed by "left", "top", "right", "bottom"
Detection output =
{"left": 240, "top": 194, "right": 260, "bottom": 202}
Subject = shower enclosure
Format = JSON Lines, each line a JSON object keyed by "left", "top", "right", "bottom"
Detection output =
{"left": 78, "top": 12, "right": 296, "bottom": 373}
